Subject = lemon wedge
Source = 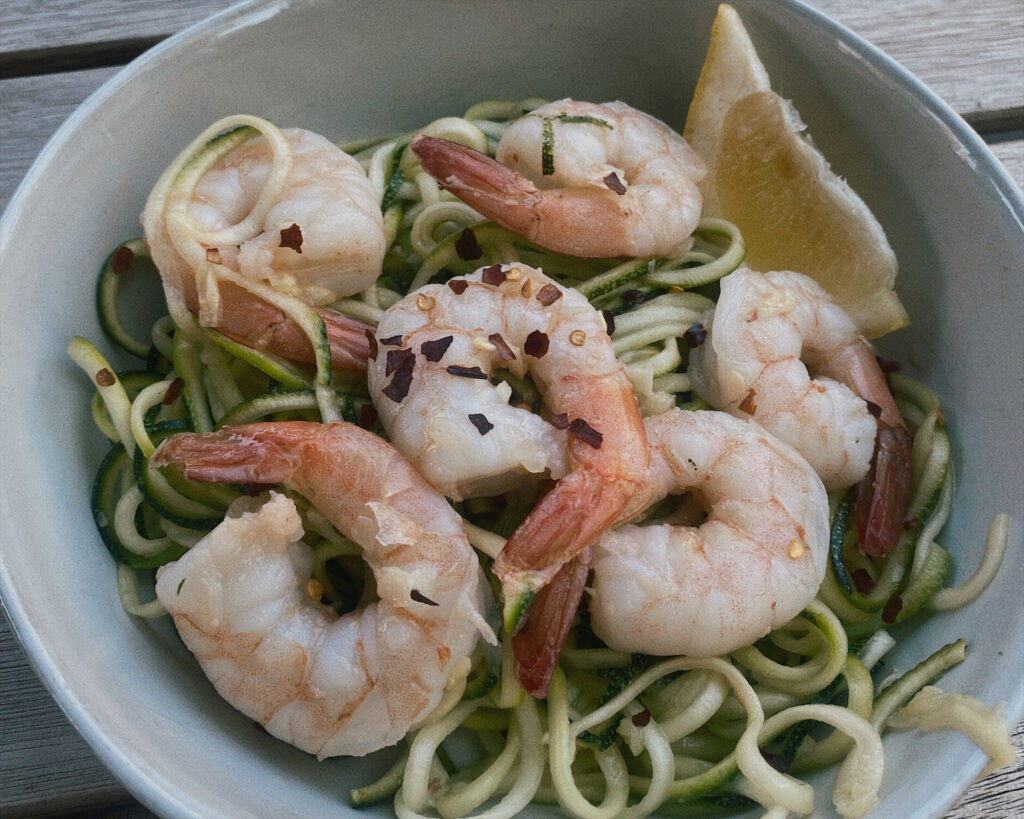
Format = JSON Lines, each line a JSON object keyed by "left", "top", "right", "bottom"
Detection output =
{"left": 685, "top": 4, "right": 908, "bottom": 338}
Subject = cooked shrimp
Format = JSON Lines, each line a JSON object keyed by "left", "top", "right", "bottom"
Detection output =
{"left": 366, "top": 263, "right": 648, "bottom": 664}
{"left": 411, "top": 99, "right": 705, "bottom": 258}
{"left": 589, "top": 409, "right": 829, "bottom": 655}
{"left": 688, "top": 267, "right": 911, "bottom": 555}
{"left": 143, "top": 116, "right": 384, "bottom": 371}
{"left": 150, "top": 421, "right": 494, "bottom": 758}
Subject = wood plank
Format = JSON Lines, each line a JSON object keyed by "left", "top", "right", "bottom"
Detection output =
{"left": 1, "top": 1, "right": 1022, "bottom": 127}
{"left": 0, "top": 0, "right": 236, "bottom": 54}
{"left": 0, "top": 614, "right": 139, "bottom": 816}
{"left": 988, "top": 135, "right": 1024, "bottom": 191}
{"left": 0, "top": 2, "right": 1021, "bottom": 817}
{"left": 0, "top": 68, "right": 119, "bottom": 212}
{"left": 812, "top": 0, "right": 1024, "bottom": 131}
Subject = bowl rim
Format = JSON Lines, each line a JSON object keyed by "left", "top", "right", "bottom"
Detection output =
{"left": 1, "top": 1, "right": 1021, "bottom": 817}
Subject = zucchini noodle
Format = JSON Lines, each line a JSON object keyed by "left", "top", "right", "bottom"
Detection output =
{"left": 69, "top": 99, "right": 1013, "bottom": 818}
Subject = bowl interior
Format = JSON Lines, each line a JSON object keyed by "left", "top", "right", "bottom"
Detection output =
{"left": 1, "top": 1, "right": 1021, "bottom": 817}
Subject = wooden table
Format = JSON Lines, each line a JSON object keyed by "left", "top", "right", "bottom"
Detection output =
{"left": 1, "top": 1, "right": 1021, "bottom": 816}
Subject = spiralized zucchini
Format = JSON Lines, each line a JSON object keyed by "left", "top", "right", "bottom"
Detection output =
{"left": 70, "top": 100, "right": 1012, "bottom": 818}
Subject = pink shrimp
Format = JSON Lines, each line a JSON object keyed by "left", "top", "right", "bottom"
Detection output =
{"left": 688, "top": 268, "right": 911, "bottom": 556}
{"left": 366, "top": 263, "right": 650, "bottom": 695}
{"left": 142, "top": 115, "right": 383, "bottom": 373}
{"left": 150, "top": 421, "right": 494, "bottom": 758}
{"left": 411, "top": 99, "right": 705, "bottom": 258}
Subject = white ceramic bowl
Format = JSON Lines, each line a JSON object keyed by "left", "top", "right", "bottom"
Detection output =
{"left": 1, "top": 1, "right": 1021, "bottom": 817}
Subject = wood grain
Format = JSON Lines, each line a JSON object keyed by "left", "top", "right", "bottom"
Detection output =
{"left": 812, "top": 0, "right": 1024, "bottom": 130}
{"left": 0, "top": 1, "right": 1021, "bottom": 817}
{"left": 1, "top": 0, "right": 1022, "bottom": 126}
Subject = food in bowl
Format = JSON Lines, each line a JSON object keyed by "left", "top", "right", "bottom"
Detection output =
{"left": 65, "top": 5, "right": 1015, "bottom": 817}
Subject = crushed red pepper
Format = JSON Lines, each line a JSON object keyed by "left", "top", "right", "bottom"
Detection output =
{"left": 549, "top": 413, "right": 570, "bottom": 430}
{"left": 382, "top": 349, "right": 415, "bottom": 403}
{"left": 446, "top": 364, "right": 488, "bottom": 379}
{"left": 447, "top": 279, "right": 470, "bottom": 295}
{"left": 421, "top": 336, "right": 453, "bottom": 362}
{"left": 488, "top": 333, "right": 516, "bottom": 361}
{"left": 410, "top": 589, "right": 439, "bottom": 606}
{"left": 524, "top": 330, "right": 549, "bottom": 358}
{"left": 683, "top": 323, "right": 707, "bottom": 348}
{"left": 365, "top": 330, "right": 379, "bottom": 361}
{"left": 570, "top": 418, "right": 603, "bottom": 449}
{"left": 481, "top": 264, "right": 506, "bottom": 286}
{"left": 882, "top": 593, "right": 903, "bottom": 624}
{"left": 359, "top": 402, "right": 378, "bottom": 429}
{"left": 455, "top": 227, "right": 483, "bottom": 261}
{"left": 162, "top": 378, "right": 184, "bottom": 405}
{"left": 279, "top": 223, "right": 303, "bottom": 253}
{"left": 536, "top": 283, "right": 562, "bottom": 305}
{"left": 604, "top": 171, "right": 627, "bottom": 195}
{"left": 95, "top": 368, "right": 115, "bottom": 387}
{"left": 851, "top": 568, "right": 876, "bottom": 594}
{"left": 111, "top": 245, "right": 134, "bottom": 274}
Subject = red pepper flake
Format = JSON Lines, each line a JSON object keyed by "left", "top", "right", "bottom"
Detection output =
{"left": 279, "top": 223, "right": 303, "bottom": 253}
{"left": 386, "top": 347, "right": 414, "bottom": 376}
{"left": 455, "top": 227, "right": 483, "bottom": 261}
{"left": 604, "top": 171, "right": 627, "bottom": 195}
{"left": 111, "top": 245, "right": 135, "bottom": 274}
{"left": 549, "top": 412, "right": 569, "bottom": 430}
{"left": 365, "top": 329, "right": 379, "bottom": 361}
{"left": 865, "top": 400, "right": 882, "bottom": 418}
{"left": 379, "top": 334, "right": 404, "bottom": 347}
{"left": 902, "top": 517, "right": 920, "bottom": 531}
{"left": 410, "top": 589, "right": 439, "bottom": 606}
{"left": 536, "top": 283, "right": 562, "bottom": 306}
{"left": 446, "top": 364, "right": 488, "bottom": 380}
{"left": 162, "top": 377, "right": 184, "bottom": 405}
{"left": 481, "top": 264, "right": 506, "bottom": 286}
{"left": 524, "top": 330, "right": 549, "bottom": 358}
{"left": 421, "top": 336, "right": 454, "bottom": 362}
{"left": 851, "top": 568, "right": 876, "bottom": 594}
{"left": 882, "top": 593, "right": 903, "bottom": 624}
{"left": 487, "top": 332, "right": 516, "bottom": 361}
{"left": 683, "top": 323, "right": 707, "bottom": 348}
{"left": 602, "top": 310, "right": 615, "bottom": 335}
{"left": 447, "top": 279, "right": 470, "bottom": 295}
{"left": 95, "top": 368, "right": 116, "bottom": 387}
{"left": 383, "top": 349, "right": 415, "bottom": 403}
{"left": 359, "top": 402, "right": 378, "bottom": 429}
{"left": 468, "top": 413, "right": 494, "bottom": 435}
{"left": 570, "top": 418, "right": 603, "bottom": 449}
{"left": 631, "top": 709, "right": 651, "bottom": 727}
{"left": 738, "top": 388, "right": 757, "bottom": 415}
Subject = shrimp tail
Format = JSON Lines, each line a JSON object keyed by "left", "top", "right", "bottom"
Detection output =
{"left": 411, "top": 134, "right": 544, "bottom": 240}
{"left": 151, "top": 423, "right": 310, "bottom": 484}
{"left": 186, "top": 278, "right": 372, "bottom": 373}
{"left": 839, "top": 343, "right": 913, "bottom": 556}
{"left": 320, "top": 307, "right": 373, "bottom": 372}
{"left": 855, "top": 424, "right": 912, "bottom": 556}
{"left": 511, "top": 553, "right": 590, "bottom": 699}
{"left": 494, "top": 470, "right": 624, "bottom": 633}
{"left": 411, "top": 134, "right": 652, "bottom": 259}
